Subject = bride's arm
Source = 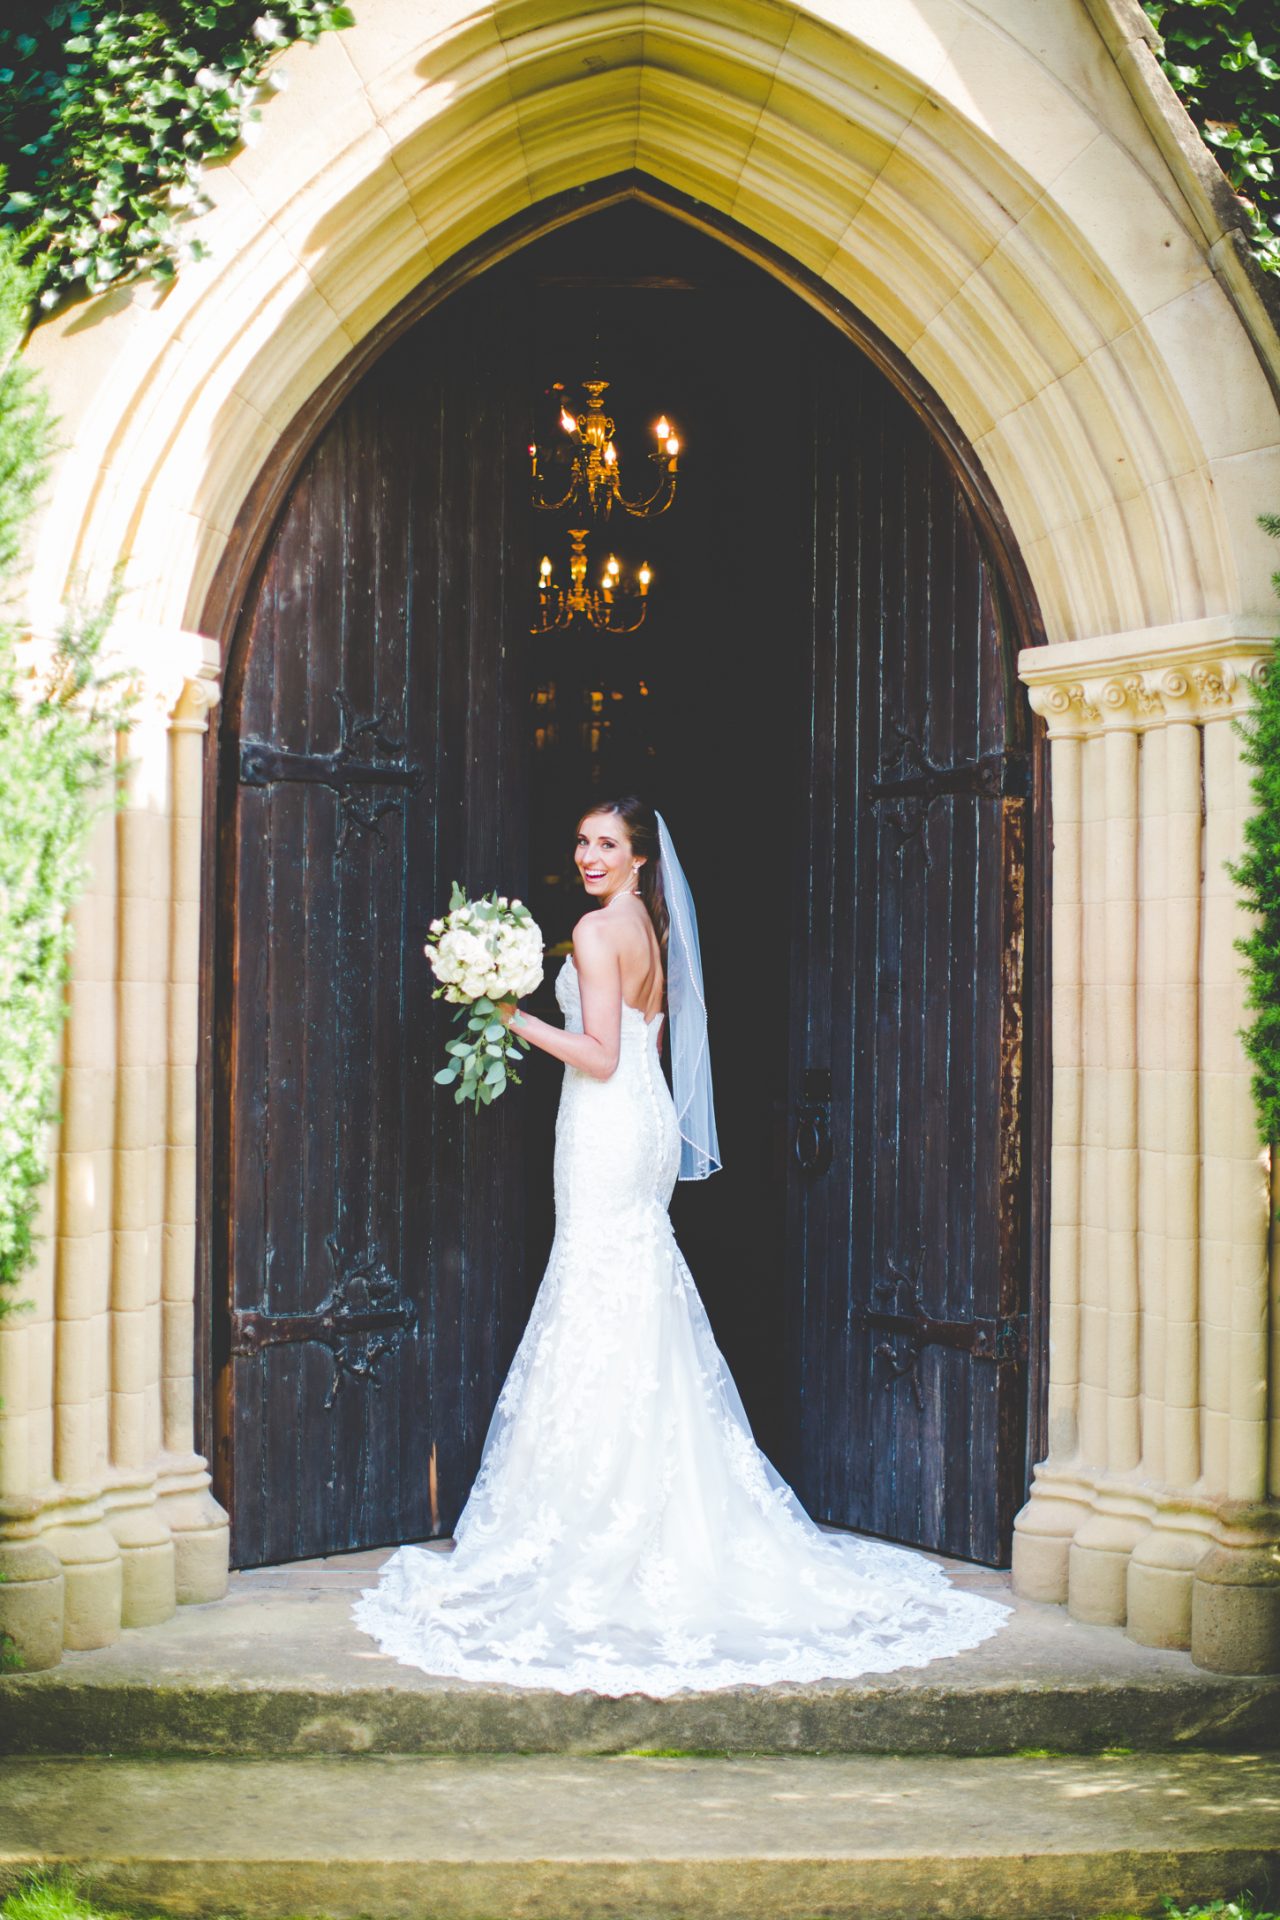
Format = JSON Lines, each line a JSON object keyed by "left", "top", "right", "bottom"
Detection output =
{"left": 500, "top": 916, "right": 623, "bottom": 1081}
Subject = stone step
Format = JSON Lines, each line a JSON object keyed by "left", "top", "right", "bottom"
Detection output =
{"left": 6, "top": 1662, "right": 1280, "bottom": 1759}
{"left": 5, "top": 1553, "right": 1280, "bottom": 1756}
{"left": 1, "top": 1751, "right": 1277, "bottom": 1919}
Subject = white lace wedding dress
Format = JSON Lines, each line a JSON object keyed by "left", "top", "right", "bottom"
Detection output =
{"left": 353, "top": 955, "right": 1009, "bottom": 1694}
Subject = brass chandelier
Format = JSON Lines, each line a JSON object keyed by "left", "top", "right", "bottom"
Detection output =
{"left": 530, "top": 378, "right": 680, "bottom": 520}
{"left": 532, "top": 529, "right": 652, "bottom": 637}
{"left": 528, "top": 376, "right": 679, "bottom": 635}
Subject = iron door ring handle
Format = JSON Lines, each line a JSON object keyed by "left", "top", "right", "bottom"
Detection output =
{"left": 794, "top": 1106, "right": 834, "bottom": 1177}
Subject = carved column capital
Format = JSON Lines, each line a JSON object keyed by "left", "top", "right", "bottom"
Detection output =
{"left": 104, "top": 623, "right": 222, "bottom": 731}
{"left": 169, "top": 656, "right": 222, "bottom": 735}
{"left": 1019, "top": 621, "right": 1273, "bottom": 736}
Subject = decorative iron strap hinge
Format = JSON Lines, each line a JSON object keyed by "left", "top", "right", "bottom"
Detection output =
{"left": 867, "top": 747, "right": 1030, "bottom": 804}
{"left": 864, "top": 734, "right": 1029, "bottom": 864}
{"left": 230, "top": 1238, "right": 417, "bottom": 1408}
{"left": 855, "top": 1305, "right": 1029, "bottom": 1365}
{"left": 239, "top": 694, "right": 423, "bottom": 844}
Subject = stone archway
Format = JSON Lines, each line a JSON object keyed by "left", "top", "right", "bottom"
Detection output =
{"left": 3, "top": 0, "right": 1279, "bottom": 1670}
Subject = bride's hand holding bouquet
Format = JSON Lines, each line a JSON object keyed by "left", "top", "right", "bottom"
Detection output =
{"left": 427, "top": 884, "right": 544, "bottom": 1110}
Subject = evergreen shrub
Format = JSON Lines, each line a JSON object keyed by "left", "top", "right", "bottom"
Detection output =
{"left": 1231, "top": 512, "right": 1280, "bottom": 1147}
{"left": 0, "top": 223, "right": 132, "bottom": 1316}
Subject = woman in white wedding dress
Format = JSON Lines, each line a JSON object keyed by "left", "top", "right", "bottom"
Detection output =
{"left": 353, "top": 797, "right": 1008, "bottom": 1694}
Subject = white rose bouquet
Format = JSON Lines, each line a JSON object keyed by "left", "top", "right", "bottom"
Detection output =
{"left": 426, "top": 883, "right": 544, "bottom": 1110}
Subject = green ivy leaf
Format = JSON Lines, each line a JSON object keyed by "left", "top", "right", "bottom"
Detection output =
{"left": 0, "top": 0, "right": 355, "bottom": 311}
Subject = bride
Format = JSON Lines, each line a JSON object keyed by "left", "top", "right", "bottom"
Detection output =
{"left": 353, "top": 796, "right": 1008, "bottom": 1693}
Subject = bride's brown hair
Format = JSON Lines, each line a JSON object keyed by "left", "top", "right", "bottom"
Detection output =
{"left": 578, "top": 795, "right": 669, "bottom": 957}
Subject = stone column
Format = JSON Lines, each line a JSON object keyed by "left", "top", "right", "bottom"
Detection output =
{"left": 1126, "top": 710, "right": 1213, "bottom": 1649}
{"left": 40, "top": 800, "right": 126, "bottom": 1648}
{"left": 1136, "top": 721, "right": 1167, "bottom": 1494}
{"left": 153, "top": 663, "right": 229, "bottom": 1602}
{"left": 0, "top": 1143, "right": 65, "bottom": 1669}
{"left": 1011, "top": 696, "right": 1097, "bottom": 1601}
{"left": 1191, "top": 672, "right": 1279, "bottom": 1674}
{"left": 0, "top": 625, "right": 227, "bottom": 1669}
{"left": 1017, "top": 627, "right": 1280, "bottom": 1674}
{"left": 102, "top": 688, "right": 179, "bottom": 1626}
{"left": 1067, "top": 692, "right": 1151, "bottom": 1626}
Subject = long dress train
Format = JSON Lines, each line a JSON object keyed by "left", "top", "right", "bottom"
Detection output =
{"left": 352, "top": 956, "right": 1009, "bottom": 1694}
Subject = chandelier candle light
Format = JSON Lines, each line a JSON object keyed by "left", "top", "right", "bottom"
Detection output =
{"left": 530, "top": 378, "right": 680, "bottom": 520}
{"left": 533, "top": 530, "right": 653, "bottom": 635}
{"left": 528, "top": 375, "right": 678, "bottom": 634}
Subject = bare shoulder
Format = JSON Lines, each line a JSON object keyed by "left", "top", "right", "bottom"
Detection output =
{"left": 572, "top": 908, "right": 612, "bottom": 949}
{"left": 572, "top": 910, "right": 621, "bottom": 966}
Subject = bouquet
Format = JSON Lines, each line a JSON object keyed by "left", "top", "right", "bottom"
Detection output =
{"left": 427, "top": 884, "right": 544, "bottom": 1110}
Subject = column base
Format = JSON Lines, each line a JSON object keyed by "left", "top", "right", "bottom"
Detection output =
{"left": 1068, "top": 1496, "right": 1152, "bottom": 1627}
{"left": 102, "top": 1477, "right": 177, "bottom": 1628}
{"left": 1011, "top": 1468, "right": 1095, "bottom": 1604}
{"left": 38, "top": 1499, "right": 123, "bottom": 1650}
{"left": 1191, "top": 1510, "right": 1280, "bottom": 1675}
{"left": 0, "top": 1530, "right": 66, "bottom": 1672}
{"left": 154, "top": 1453, "right": 230, "bottom": 1604}
{"left": 1126, "top": 1507, "right": 1217, "bottom": 1651}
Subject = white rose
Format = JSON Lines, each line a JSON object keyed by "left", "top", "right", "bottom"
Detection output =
{"left": 454, "top": 930, "right": 488, "bottom": 967}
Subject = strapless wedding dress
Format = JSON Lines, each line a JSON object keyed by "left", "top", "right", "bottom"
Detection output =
{"left": 353, "top": 956, "right": 1008, "bottom": 1694}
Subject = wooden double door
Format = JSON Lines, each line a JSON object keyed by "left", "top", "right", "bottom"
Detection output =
{"left": 214, "top": 204, "right": 1034, "bottom": 1570}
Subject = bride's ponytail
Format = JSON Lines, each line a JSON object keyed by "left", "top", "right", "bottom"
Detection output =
{"left": 580, "top": 795, "right": 669, "bottom": 958}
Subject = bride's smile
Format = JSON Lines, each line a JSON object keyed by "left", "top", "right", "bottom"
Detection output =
{"left": 575, "top": 821, "right": 642, "bottom": 903}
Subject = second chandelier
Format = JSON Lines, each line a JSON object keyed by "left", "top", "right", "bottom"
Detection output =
{"left": 532, "top": 529, "right": 653, "bottom": 636}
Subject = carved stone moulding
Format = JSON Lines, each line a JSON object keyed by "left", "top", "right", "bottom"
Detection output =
{"left": 1018, "top": 616, "right": 1275, "bottom": 735}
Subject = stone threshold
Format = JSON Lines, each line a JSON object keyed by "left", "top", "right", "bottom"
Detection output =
{"left": 2, "top": 1547, "right": 1278, "bottom": 1757}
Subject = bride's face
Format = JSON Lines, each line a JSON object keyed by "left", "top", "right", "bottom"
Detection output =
{"left": 575, "top": 814, "right": 640, "bottom": 905}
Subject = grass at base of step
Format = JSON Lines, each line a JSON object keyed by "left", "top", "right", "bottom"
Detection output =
{"left": 6, "top": 1867, "right": 1279, "bottom": 1920}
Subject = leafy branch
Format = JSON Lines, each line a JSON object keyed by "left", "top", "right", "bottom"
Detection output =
{"left": 0, "top": 231, "right": 135, "bottom": 1308}
{"left": 1231, "top": 512, "right": 1280, "bottom": 1146}
{"left": 1143, "top": 0, "right": 1280, "bottom": 276}
{"left": 0, "top": 1, "right": 355, "bottom": 317}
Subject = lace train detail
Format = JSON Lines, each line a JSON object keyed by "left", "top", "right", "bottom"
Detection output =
{"left": 353, "top": 957, "right": 1009, "bottom": 1694}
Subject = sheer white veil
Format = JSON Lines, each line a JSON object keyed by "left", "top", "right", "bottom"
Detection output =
{"left": 656, "top": 812, "right": 721, "bottom": 1180}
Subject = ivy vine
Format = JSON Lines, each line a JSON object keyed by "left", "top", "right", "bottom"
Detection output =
{"left": 0, "top": 1, "right": 354, "bottom": 314}
{"left": 1143, "top": 0, "right": 1280, "bottom": 276}
{"left": 0, "top": 1, "right": 1276, "bottom": 305}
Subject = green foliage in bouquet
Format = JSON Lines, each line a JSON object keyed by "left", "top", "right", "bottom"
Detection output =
{"left": 1231, "top": 511, "right": 1280, "bottom": 1147}
{"left": 1143, "top": 0, "right": 1280, "bottom": 276}
{"left": 427, "top": 882, "right": 542, "bottom": 1112}
{"left": 0, "top": 0, "right": 355, "bottom": 317}
{"left": 435, "top": 1000, "right": 531, "bottom": 1111}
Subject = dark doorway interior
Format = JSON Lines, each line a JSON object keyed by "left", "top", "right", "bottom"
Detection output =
{"left": 516, "top": 208, "right": 805, "bottom": 1471}
{"left": 518, "top": 208, "right": 1031, "bottom": 1563}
